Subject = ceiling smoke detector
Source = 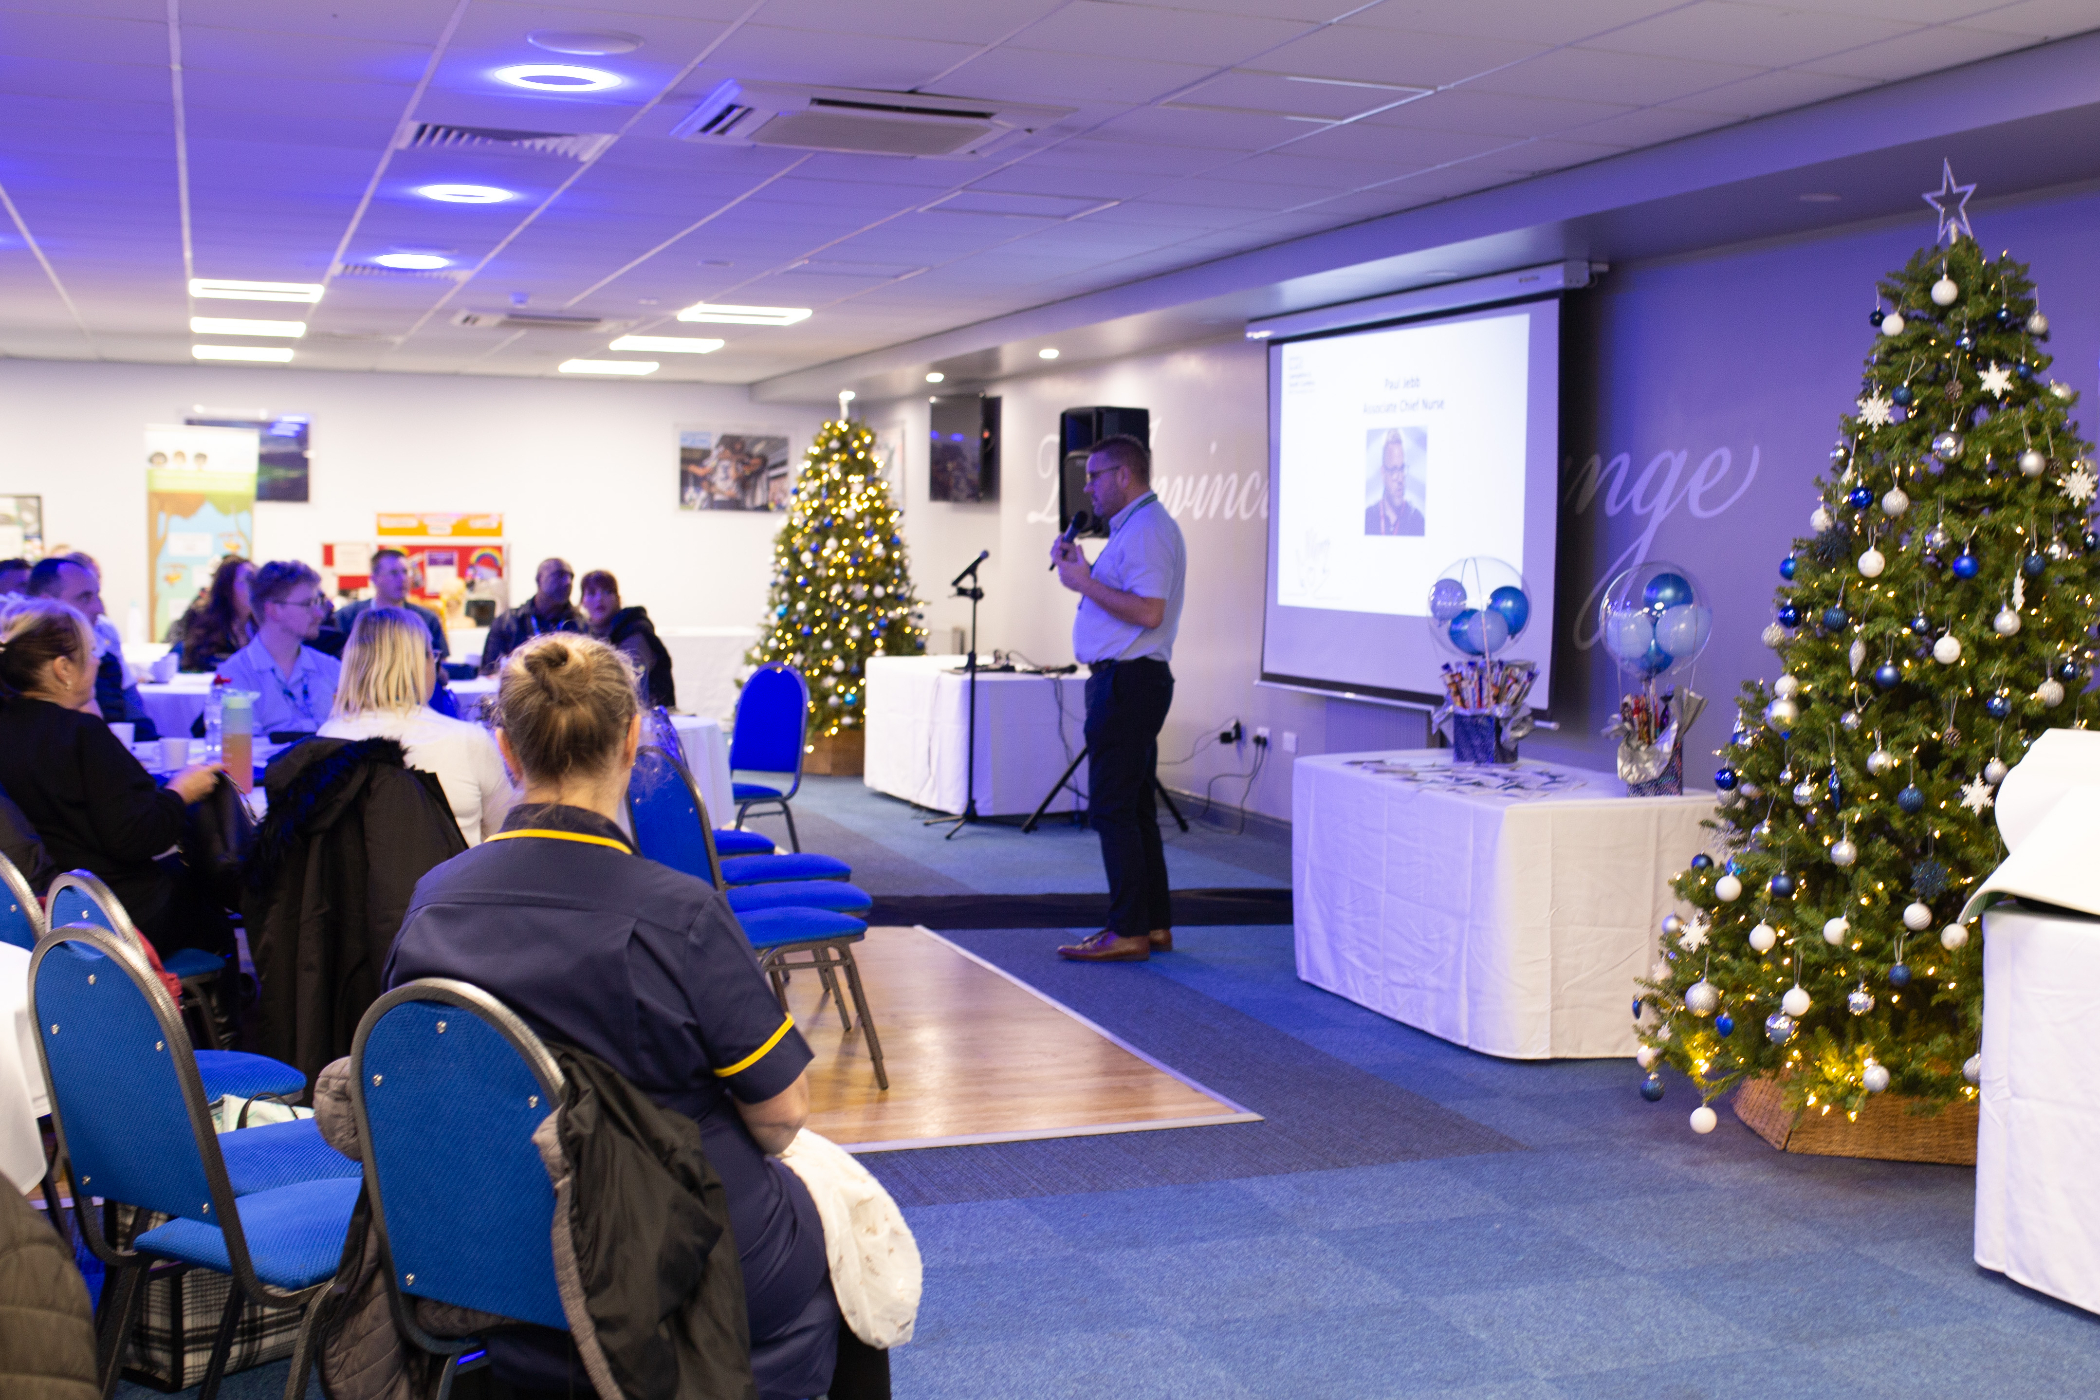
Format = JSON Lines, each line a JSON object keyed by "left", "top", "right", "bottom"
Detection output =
{"left": 671, "top": 80, "right": 1071, "bottom": 159}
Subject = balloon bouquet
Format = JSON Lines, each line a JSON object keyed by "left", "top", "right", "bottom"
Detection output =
{"left": 1427, "top": 556, "right": 1540, "bottom": 765}
{"left": 1597, "top": 561, "right": 1712, "bottom": 795}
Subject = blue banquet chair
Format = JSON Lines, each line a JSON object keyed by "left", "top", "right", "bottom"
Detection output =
{"left": 347, "top": 979, "right": 572, "bottom": 1400}
{"left": 0, "top": 850, "right": 40, "bottom": 952}
{"left": 31, "top": 925, "right": 360, "bottom": 1400}
{"left": 45, "top": 871, "right": 307, "bottom": 1105}
{"left": 647, "top": 706, "right": 779, "bottom": 859}
{"left": 729, "top": 664, "right": 811, "bottom": 851}
{"left": 631, "top": 745, "right": 850, "bottom": 886}
{"left": 626, "top": 746, "right": 887, "bottom": 1090}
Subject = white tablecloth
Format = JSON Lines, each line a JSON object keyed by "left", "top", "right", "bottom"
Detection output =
{"left": 1293, "top": 750, "right": 1715, "bottom": 1059}
{"left": 661, "top": 626, "right": 758, "bottom": 724}
{"left": 136, "top": 672, "right": 214, "bottom": 739}
{"left": 669, "top": 715, "right": 733, "bottom": 830}
{"left": 1976, "top": 904, "right": 2100, "bottom": 1314}
{"left": 862, "top": 655, "right": 1086, "bottom": 817}
{"left": 0, "top": 946, "right": 48, "bottom": 1192}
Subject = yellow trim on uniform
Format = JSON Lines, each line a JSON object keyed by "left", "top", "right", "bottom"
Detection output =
{"left": 484, "top": 828, "right": 635, "bottom": 856}
{"left": 715, "top": 1015, "right": 796, "bottom": 1078}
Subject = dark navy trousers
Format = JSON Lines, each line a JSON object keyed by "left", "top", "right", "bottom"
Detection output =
{"left": 1083, "top": 657, "right": 1175, "bottom": 936}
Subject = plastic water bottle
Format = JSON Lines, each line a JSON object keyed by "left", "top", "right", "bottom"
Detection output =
{"left": 205, "top": 676, "right": 229, "bottom": 761}
{"left": 222, "top": 690, "right": 254, "bottom": 794}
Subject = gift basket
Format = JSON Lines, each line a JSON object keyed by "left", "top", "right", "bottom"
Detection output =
{"left": 1425, "top": 556, "right": 1539, "bottom": 766}
{"left": 1597, "top": 560, "right": 1712, "bottom": 796}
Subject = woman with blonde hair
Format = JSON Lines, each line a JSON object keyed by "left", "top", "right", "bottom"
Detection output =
{"left": 317, "top": 607, "right": 513, "bottom": 843}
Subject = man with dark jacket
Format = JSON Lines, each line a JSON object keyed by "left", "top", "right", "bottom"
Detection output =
{"left": 478, "top": 558, "right": 584, "bottom": 676}
{"left": 316, "top": 548, "right": 449, "bottom": 662}
{"left": 579, "top": 570, "right": 676, "bottom": 709}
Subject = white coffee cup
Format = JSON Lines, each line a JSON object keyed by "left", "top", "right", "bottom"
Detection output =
{"left": 149, "top": 650, "right": 180, "bottom": 683}
{"left": 160, "top": 737, "right": 190, "bottom": 769}
{"left": 109, "top": 722, "right": 135, "bottom": 748}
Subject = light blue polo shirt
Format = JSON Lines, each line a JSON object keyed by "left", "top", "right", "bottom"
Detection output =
{"left": 1072, "top": 491, "right": 1186, "bottom": 664}
{"left": 216, "top": 637, "right": 340, "bottom": 736}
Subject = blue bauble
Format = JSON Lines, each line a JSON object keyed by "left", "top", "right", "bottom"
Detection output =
{"left": 1986, "top": 693, "right": 2011, "bottom": 719}
{"left": 1874, "top": 663, "right": 1902, "bottom": 689}
{"left": 1957, "top": 330, "right": 1977, "bottom": 351}
{"left": 1769, "top": 871, "right": 1798, "bottom": 898}
{"left": 1822, "top": 606, "right": 1849, "bottom": 631}
{"left": 1889, "top": 963, "right": 1912, "bottom": 988}
{"left": 1691, "top": 854, "right": 1714, "bottom": 870}
{"left": 2061, "top": 660, "right": 2083, "bottom": 684}
{"left": 2084, "top": 531, "right": 2098, "bottom": 554}
{"left": 1715, "top": 1012, "right": 1735, "bottom": 1038}
{"left": 2025, "top": 553, "right": 2047, "bottom": 577}
{"left": 1952, "top": 552, "right": 1980, "bottom": 580}
{"left": 1892, "top": 384, "right": 1914, "bottom": 405}
{"left": 1486, "top": 584, "right": 1531, "bottom": 637}
{"left": 1897, "top": 785, "right": 1925, "bottom": 813}
{"left": 1632, "top": 997, "right": 1643, "bottom": 1019}
{"left": 1640, "top": 1073, "right": 1666, "bottom": 1102}
{"left": 1908, "top": 613, "right": 1932, "bottom": 635}
{"left": 2017, "top": 361, "right": 2035, "bottom": 380}
{"left": 1780, "top": 556, "right": 1797, "bottom": 580}
{"left": 1870, "top": 309, "right": 1885, "bottom": 327}
{"left": 1847, "top": 486, "right": 1874, "bottom": 509}
{"left": 1778, "top": 603, "right": 1802, "bottom": 628}
{"left": 1642, "top": 572, "right": 1695, "bottom": 612}
{"left": 1714, "top": 768, "right": 1738, "bottom": 791}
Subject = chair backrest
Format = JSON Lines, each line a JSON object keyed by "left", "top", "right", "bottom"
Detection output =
{"left": 627, "top": 744, "right": 726, "bottom": 890}
{"left": 0, "top": 850, "right": 40, "bottom": 952}
{"left": 46, "top": 869, "right": 141, "bottom": 947}
{"left": 350, "top": 979, "right": 569, "bottom": 1331}
{"left": 31, "top": 926, "right": 240, "bottom": 1244}
{"left": 648, "top": 705, "right": 689, "bottom": 774}
{"left": 728, "top": 664, "right": 809, "bottom": 778}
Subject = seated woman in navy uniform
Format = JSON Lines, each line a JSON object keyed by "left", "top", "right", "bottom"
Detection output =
{"left": 386, "top": 633, "right": 871, "bottom": 1400}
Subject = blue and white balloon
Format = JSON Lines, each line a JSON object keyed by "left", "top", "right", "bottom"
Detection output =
{"left": 1425, "top": 558, "right": 1533, "bottom": 661}
{"left": 1599, "top": 561, "right": 1714, "bottom": 683}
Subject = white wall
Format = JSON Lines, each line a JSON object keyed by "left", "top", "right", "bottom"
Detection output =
{"left": 0, "top": 360, "right": 824, "bottom": 636}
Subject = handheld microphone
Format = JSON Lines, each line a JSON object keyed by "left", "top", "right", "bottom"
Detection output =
{"left": 1048, "top": 511, "right": 1092, "bottom": 569}
{"left": 951, "top": 550, "right": 989, "bottom": 588}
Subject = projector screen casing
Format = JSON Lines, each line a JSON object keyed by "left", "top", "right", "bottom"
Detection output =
{"left": 1260, "top": 293, "right": 1562, "bottom": 710}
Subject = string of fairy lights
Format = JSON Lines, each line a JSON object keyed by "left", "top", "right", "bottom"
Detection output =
{"left": 1638, "top": 239, "right": 2100, "bottom": 1133}
{"left": 745, "top": 419, "right": 928, "bottom": 737}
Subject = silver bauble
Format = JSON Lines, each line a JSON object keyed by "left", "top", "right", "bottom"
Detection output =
{"left": 1924, "top": 523, "right": 1952, "bottom": 552}
{"left": 1715, "top": 874, "right": 1743, "bottom": 903}
{"left": 1848, "top": 986, "right": 1876, "bottom": 1016}
{"left": 1661, "top": 913, "right": 1684, "bottom": 936}
{"left": 1984, "top": 757, "right": 2009, "bottom": 784}
{"left": 1765, "top": 1011, "right": 1798, "bottom": 1044}
{"left": 1781, "top": 985, "right": 1811, "bottom": 1017}
{"left": 1830, "top": 840, "right": 1858, "bottom": 868}
{"left": 1858, "top": 547, "right": 1886, "bottom": 578}
{"left": 1685, "top": 981, "right": 1720, "bottom": 1016}
{"left": 1772, "top": 673, "right": 1801, "bottom": 698}
{"left": 1931, "top": 275, "right": 1959, "bottom": 306}
{"left": 1863, "top": 1061, "right": 1891, "bottom": 1093}
{"left": 2039, "top": 679, "right": 2065, "bottom": 707}
{"left": 1941, "top": 923, "right": 1970, "bottom": 951}
{"left": 1841, "top": 707, "right": 1862, "bottom": 731}
{"left": 1933, "top": 634, "right": 1962, "bottom": 664}
{"left": 1880, "top": 311, "right": 1906, "bottom": 336}
{"left": 1903, "top": 901, "right": 1933, "bottom": 931}
{"left": 1762, "top": 622, "right": 1789, "bottom": 649}
{"left": 1739, "top": 782, "right": 1764, "bottom": 801}
{"left": 1765, "top": 696, "right": 1799, "bottom": 732}
{"left": 1994, "top": 608, "right": 2022, "bottom": 637}
{"left": 2021, "top": 448, "right": 2048, "bottom": 477}
{"left": 1747, "top": 921, "right": 1777, "bottom": 952}
{"left": 1932, "top": 430, "right": 1963, "bottom": 460}
{"left": 1881, "top": 487, "right": 1910, "bottom": 517}
{"left": 1866, "top": 749, "right": 1895, "bottom": 776}
{"left": 1792, "top": 781, "right": 1816, "bottom": 806}
{"left": 1636, "top": 1044, "right": 1660, "bottom": 1068}
{"left": 1963, "top": 1054, "right": 1983, "bottom": 1084}
{"left": 1810, "top": 505, "right": 1834, "bottom": 533}
{"left": 1823, "top": 915, "right": 1850, "bottom": 944}
{"left": 2029, "top": 310, "right": 2050, "bottom": 335}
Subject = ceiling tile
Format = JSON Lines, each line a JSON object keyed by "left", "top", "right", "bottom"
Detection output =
{"left": 1465, "top": 45, "right": 1769, "bottom": 103}
{"left": 1360, "top": 87, "right": 1637, "bottom": 139}
{"left": 1553, "top": 103, "right": 1735, "bottom": 147}
{"left": 1253, "top": 24, "right": 1549, "bottom": 88}
{"left": 1664, "top": 66, "right": 1877, "bottom": 117}
{"left": 935, "top": 46, "right": 1216, "bottom": 105}
{"left": 729, "top": 0, "right": 1066, "bottom": 47}
{"left": 1336, "top": 0, "right": 1688, "bottom": 45}
{"left": 1584, "top": 2, "right": 1920, "bottom": 67}
{"left": 1973, "top": 0, "right": 2100, "bottom": 38}
{"left": 696, "top": 24, "right": 988, "bottom": 89}
{"left": 1005, "top": 2, "right": 1314, "bottom": 65}
{"left": 1793, "top": 22, "right": 2042, "bottom": 78}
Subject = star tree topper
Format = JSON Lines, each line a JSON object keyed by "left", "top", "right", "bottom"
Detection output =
{"left": 1923, "top": 159, "right": 1976, "bottom": 245}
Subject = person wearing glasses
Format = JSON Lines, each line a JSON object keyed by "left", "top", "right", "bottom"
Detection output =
{"left": 1048, "top": 433, "right": 1187, "bottom": 963}
{"left": 215, "top": 560, "right": 341, "bottom": 739}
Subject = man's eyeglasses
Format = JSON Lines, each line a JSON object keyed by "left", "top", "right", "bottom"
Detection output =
{"left": 1085, "top": 464, "right": 1126, "bottom": 483}
{"left": 273, "top": 594, "right": 329, "bottom": 612}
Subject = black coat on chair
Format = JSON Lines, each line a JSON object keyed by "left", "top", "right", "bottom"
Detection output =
{"left": 244, "top": 738, "right": 467, "bottom": 1085}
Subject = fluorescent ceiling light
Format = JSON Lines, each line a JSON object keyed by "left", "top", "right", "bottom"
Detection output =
{"left": 1039, "top": 348, "right": 1060, "bottom": 359}
{"left": 372, "top": 252, "right": 452, "bottom": 270}
{"left": 559, "top": 359, "right": 658, "bottom": 375}
{"left": 608, "top": 335, "right": 724, "bottom": 353}
{"left": 190, "top": 316, "right": 306, "bottom": 338}
{"left": 495, "top": 63, "right": 621, "bottom": 92}
{"left": 419, "top": 184, "right": 514, "bottom": 204}
{"left": 192, "top": 345, "right": 294, "bottom": 363}
{"left": 925, "top": 372, "right": 944, "bottom": 383}
{"left": 189, "top": 278, "right": 323, "bottom": 304}
{"left": 676, "top": 302, "right": 811, "bottom": 326}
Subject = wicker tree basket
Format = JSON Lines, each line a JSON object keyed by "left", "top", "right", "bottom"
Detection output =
{"left": 803, "top": 728, "right": 865, "bottom": 776}
{"left": 1732, "top": 1075, "right": 1978, "bottom": 1166}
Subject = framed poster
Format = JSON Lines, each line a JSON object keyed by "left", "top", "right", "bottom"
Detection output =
{"left": 679, "top": 430, "right": 790, "bottom": 510}
{"left": 146, "top": 424, "right": 258, "bottom": 639}
{"left": 0, "top": 496, "right": 42, "bottom": 560}
{"left": 185, "top": 412, "right": 310, "bottom": 502}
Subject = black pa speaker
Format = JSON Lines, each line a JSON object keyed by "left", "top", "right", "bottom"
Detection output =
{"left": 1058, "top": 406, "right": 1149, "bottom": 537}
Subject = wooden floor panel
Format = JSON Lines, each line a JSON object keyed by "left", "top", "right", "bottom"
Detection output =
{"left": 789, "top": 925, "right": 1257, "bottom": 1151}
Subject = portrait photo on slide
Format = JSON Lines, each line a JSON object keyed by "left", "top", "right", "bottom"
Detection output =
{"left": 1364, "top": 425, "right": 1427, "bottom": 536}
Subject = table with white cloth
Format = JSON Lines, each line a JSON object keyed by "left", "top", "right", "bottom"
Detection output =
{"left": 1293, "top": 750, "right": 1716, "bottom": 1059}
{"left": 862, "top": 654, "right": 1086, "bottom": 817}
{"left": 0, "top": 946, "right": 49, "bottom": 1191}
{"left": 659, "top": 626, "right": 758, "bottom": 723}
{"left": 135, "top": 672, "right": 214, "bottom": 739}
{"left": 1975, "top": 903, "right": 2100, "bottom": 1314}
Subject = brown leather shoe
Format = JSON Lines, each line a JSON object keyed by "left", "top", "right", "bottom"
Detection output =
{"left": 1149, "top": 928, "right": 1173, "bottom": 952}
{"left": 1057, "top": 930, "right": 1151, "bottom": 962}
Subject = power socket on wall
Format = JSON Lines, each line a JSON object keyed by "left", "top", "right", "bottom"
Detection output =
{"left": 1253, "top": 726, "right": 1270, "bottom": 747}
{"left": 1219, "top": 720, "right": 1243, "bottom": 745}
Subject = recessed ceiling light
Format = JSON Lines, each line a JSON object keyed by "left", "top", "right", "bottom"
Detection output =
{"left": 1039, "top": 348, "right": 1060, "bottom": 360}
{"left": 676, "top": 302, "right": 811, "bottom": 326}
{"left": 527, "top": 29, "right": 642, "bottom": 56}
{"left": 608, "top": 335, "right": 723, "bottom": 353}
{"left": 190, "top": 317, "right": 306, "bottom": 338}
{"left": 189, "top": 278, "right": 322, "bottom": 304}
{"left": 495, "top": 64, "right": 621, "bottom": 92}
{"left": 925, "top": 372, "right": 945, "bottom": 383}
{"left": 559, "top": 359, "right": 658, "bottom": 375}
{"left": 419, "top": 184, "right": 515, "bottom": 204}
{"left": 372, "top": 252, "right": 451, "bottom": 270}
{"left": 192, "top": 345, "right": 294, "bottom": 363}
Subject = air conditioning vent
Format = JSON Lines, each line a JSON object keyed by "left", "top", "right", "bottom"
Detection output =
{"left": 671, "top": 81, "right": 1071, "bottom": 160}
{"left": 397, "top": 122, "right": 615, "bottom": 162}
{"left": 337, "top": 262, "right": 467, "bottom": 281}
{"left": 451, "top": 311, "right": 622, "bottom": 332}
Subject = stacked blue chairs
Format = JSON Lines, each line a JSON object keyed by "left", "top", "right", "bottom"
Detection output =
{"left": 0, "top": 850, "right": 39, "bottom": 952}
{"left": 729, "top": 664, "right": 811, "bottom": 851}
{"left": 32, "top": 925, "right": 360, "bottom": 1400}
{"left": 348, "top": 979, "right": 569, "bottom": 1400}
{"left": 45, "top": 871, "right": 307, "bottom": 1106}
{"left": 627, "top": 745, "right": 887, "bottom": 1090}
{"left": 648, "top": 705, "right": 779, "bottom": 859}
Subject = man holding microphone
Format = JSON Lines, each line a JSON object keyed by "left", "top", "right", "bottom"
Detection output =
{"left": 1050, "top": 434, "right": 1187, "bottom": 962}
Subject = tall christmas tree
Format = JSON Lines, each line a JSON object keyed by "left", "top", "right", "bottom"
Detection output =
{"left": 745, "top": 418, "right": 925, "bottom": 737}
{"left": 1640, "top": 169, "right": 2100, "bottom": 1134}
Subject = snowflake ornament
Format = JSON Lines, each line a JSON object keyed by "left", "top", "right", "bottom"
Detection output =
{"left": 1677, "top": 918, "right": 1711, "bottom": 953}
{"left": 1960, "top": 776, "right": 1997, "bottom": 814}
{"left": 1978, "top": 362, "right": 2014, "bottom": 399}
{"left": 2063, "top": 461, "right": 2098, "bottom": 506}
{"left": 1855, "top": 391, "right": 1893, "bottom": 427}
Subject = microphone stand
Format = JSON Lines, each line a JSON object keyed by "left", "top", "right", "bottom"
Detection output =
{"left": 927, "top": 551, "right": 988, "bottom": 838}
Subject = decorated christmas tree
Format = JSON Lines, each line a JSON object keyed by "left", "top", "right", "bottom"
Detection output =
{"left": 745, "top": 418, "right": 925, "bottom": 737}
{"left": 1639, "top": 166, "right": 2100, "bottom": 1135}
